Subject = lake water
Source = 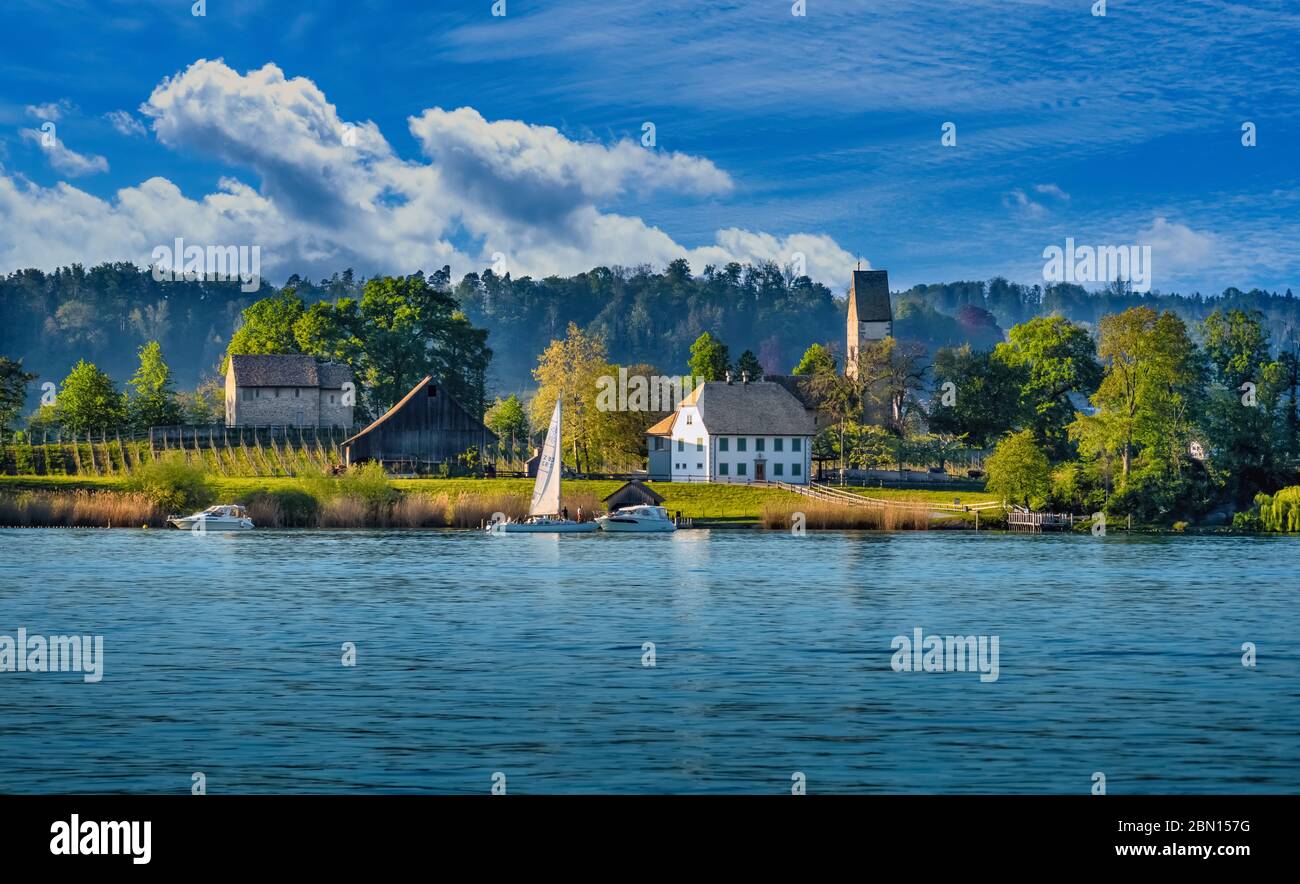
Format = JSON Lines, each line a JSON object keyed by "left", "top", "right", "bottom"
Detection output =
{"left": 1, "top": 528, "right": 1296, "bottom": 794}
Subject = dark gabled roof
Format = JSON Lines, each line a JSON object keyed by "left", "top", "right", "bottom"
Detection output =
{"left": 228, "top": 354, "right": 353, "bottom": 388}
{"left": 229, "top": 354, "right": 318, "bottom": 386}
{"left": 686, "top": 380, "right": 816, "bottom": 436}
{"left": 849, "top": 269, "right": 892, "bottom": 323}
{"left": 317, "top": 363, "right": 352, "bottom": 389}
{"left": 343, "top": 375, "right": 497, "bottom": 448}
{"left": 602, "top": 480, "right": 666, "bottom": 505}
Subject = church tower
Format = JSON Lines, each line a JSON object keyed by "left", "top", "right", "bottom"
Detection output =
{"left": 845, "top": 269, "right": 892, "bottom": 378}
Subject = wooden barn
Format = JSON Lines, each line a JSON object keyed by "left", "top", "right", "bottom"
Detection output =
{"left": 603, "top": 480, "right": 666, "bottom": 511}
{"left": 342, "top": 376, "right": 495, "bottom": 473}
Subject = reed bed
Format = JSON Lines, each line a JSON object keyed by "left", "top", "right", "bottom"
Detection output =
{"left": 0, "top": 490, "right": 167, "bottom": 528}
{"left": 760, "top": 498, "right": 933, "bottom": 531}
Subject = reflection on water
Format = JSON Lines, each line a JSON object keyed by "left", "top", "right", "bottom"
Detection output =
{"left": 0, "top": 529, "right": 1296, "bottom": 794}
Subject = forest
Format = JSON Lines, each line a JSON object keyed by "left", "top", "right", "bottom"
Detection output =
{"left": 5, "top": 258, "right": 1300, "bottom": 413}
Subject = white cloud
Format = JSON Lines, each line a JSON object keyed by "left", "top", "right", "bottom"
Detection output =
{"left": 19, "top": 128, "right": 109, "bottom": 177}
{"left": 105, "top": 110, "right": 146, "bottom": 137}
{"left": 1034, "top": 183, "right": 1069, "bottom": 201}
{"left": 1137, "top": 217, "right": 1216, "bottom": 277}
{"left": 0, "top": 59, "right": 855, "bottom": 289}
{"left": 1003, "top": 188, "right": 1046, "bottom": 218}
{"left": 25, "top": 100, "right": 73, "bottom": 122}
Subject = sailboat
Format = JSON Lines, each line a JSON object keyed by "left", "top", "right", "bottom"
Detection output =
{"left": 491, "top": 397, "right": 597, "bottom": 534}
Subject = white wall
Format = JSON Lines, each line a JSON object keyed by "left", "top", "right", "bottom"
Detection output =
{"left": 709, "top": 434, "right": 811, "bottom": 484}
{"left": 669, "top": 406, "right": 710, "bottom": 481}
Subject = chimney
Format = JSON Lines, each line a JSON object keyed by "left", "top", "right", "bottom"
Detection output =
{"left": 742, "top": 371, "right": 749, "bottom": 385}
{"left": 725, "top": 371, "right": 733, "bottom": 384}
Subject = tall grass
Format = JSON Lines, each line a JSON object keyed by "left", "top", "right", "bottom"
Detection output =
{"left": 760, "top": 499, "right": 933, "bottom": 531}
{"left": 0, "top": 490, "right": 166, "bottom": 527}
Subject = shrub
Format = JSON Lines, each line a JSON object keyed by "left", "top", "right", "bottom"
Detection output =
{"left": 1254, "top": 486, "right": 1300, "bottom": 532}
{"left": 125, "top": 452, "right": 213, "bottom": 512}
{"left": 337, "top": 461, "right": 395, "bottom": 508}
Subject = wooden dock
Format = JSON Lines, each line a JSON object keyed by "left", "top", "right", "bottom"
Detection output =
{"left": 1007, "top": 510, "right": 1076, "bottom": 532}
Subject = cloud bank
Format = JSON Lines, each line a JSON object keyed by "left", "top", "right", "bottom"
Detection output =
{"left": 1, "top": 60, "right": 854, "bottom": 288}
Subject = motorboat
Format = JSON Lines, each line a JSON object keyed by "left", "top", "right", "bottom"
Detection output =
{"left": 492, "top": 397, "right": 597, "bottom": 534}
{"left": 167, "top": 504, "right": 255, "bottom": 531}
{"left": 596, "top": 504, "right": 677, "bottom": 533}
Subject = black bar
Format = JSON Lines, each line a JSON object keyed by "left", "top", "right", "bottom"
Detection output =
{"left": 0, "top": 794, "right": 1280, "bottom": 869}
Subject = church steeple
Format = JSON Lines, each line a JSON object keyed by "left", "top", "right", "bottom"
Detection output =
{"left": 845, "top": 269, "right": 892, "bottom": 378}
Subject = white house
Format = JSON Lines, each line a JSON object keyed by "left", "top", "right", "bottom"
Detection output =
{"left": 646, "top": 378, "right": 816, "bottom": 484}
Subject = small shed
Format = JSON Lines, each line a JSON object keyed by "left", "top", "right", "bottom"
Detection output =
{"left": 603, "top": 480, "right": 666, "bottom": 511}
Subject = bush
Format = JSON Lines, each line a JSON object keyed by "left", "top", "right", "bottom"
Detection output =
{"left": 336, "top": 461, "right": 395, "bottom": 508}
{"left": 125, "top": 452, "right": 213, "bottom": 512}
{"left": 1251, "top": 486, "right": 1300, "bottom": 532}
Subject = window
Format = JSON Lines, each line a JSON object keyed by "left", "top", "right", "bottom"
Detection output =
{"left": 686, "top": 414, "right": 693, "bottom": 425}
{"left": 719, "top": 437, "right": 729, "bottom": 452}
{"left": 697, "top": 462, "right": 703, "bottom": 469}
{"left": 678, "top": 439, "right": 684, "bottom": 451}
{"left": 329, "top": 394, "right": 336, "bottom": 404}
{"left": 242, "top": 388, "right": 252, "bottom": 401}
{"left": 255, "top": 388, "right": 262, "bottom": 399}
{"left": 696, "top": 438, "right": 703, "bottom": 452}
{"left": 774, "top": 438, "right": 783, "bottom": 452}
{"left": 792, "top": 463, "right": 801, "bottom": 476}
{"left": 737, "top": 438, "right": 747, "bottom": 452}
{"left": 654, "top": 437, "right": 665, "bottom": 451}
{"left": 736, "top": 462, "right": 747, "bottom": 476}
{"left": 719, "top": 462, "right": 729, "bottom": 476}
{"left": 295, "top": 388, "right": 301, "bottom": 398}
{"left": 774, "top": 462, "right": 784, "bottom": 476}
{"left": 792, "top": 438, "right": 802, "bottom": 452}
{"left": 275, "top": 388, "right": 282, "bottom": 398}
{"left": 755, "top": 438, "right": 765, "bottom": 452}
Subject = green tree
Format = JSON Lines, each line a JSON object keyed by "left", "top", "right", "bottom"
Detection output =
{"left": 688, "top": 332, "right": 730, "bottom": 381}
{"left": 56, "top": 360, "right": 127, "bottom": 435}
{"left": 224, "top": 272, "right": 492, "bottom": 423}
{"left": 1071, "top": 307, "right": 1203, "bottom": 482}
{"left": 995, "top": 315, "right": 1102, "bottom": 458}
{"left": 224, "top": 290, "right": 305, "bottom": 368}
{"left": 1200, "top": 309, "right": 1285, "bottom": 503}
{"left": 928, "top": 345, "right": 1027, "bottom": 447}
{"left": 127, "top": 341, "right": 184, "bottom": 429}
{"left": 485, "top": 394, "right": 530, "bottom": 463}
{"left": 735, "top": 349, "right": 763, "bottom": 380}
{"left": 986, "top": 430, "right": 1052, "bottom": 508}
{"left": 0, "top": 356, "right": 36, "bottom": 433}
{"left": 792, "top": 343, "right": 836, "bottom": 376}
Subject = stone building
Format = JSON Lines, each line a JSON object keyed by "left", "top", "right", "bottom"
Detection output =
{"left": 844, "top": 268, "right": 892, "bottom": 378}
{"left": 225, "top": 354, "right": 354, "bottom": 427}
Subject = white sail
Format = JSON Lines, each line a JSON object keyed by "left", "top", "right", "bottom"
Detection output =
{"left": 529, "top": 397, "right": 563, "bottom": 516}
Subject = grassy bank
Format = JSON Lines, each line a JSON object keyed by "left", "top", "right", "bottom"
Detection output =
{"left": 0, "top": 472, "right": 992, "bottom": 530}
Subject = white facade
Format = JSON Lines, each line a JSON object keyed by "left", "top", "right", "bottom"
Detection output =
{"left": 665, "top": 412, "right": 812, "bottom": 484}
{"left": 667, "top": 405, "right": 711, "bottom": 481}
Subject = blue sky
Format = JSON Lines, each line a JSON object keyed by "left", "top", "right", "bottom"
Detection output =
{"left": 1, "top": 0, "right": 1297, "bottom": 295}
